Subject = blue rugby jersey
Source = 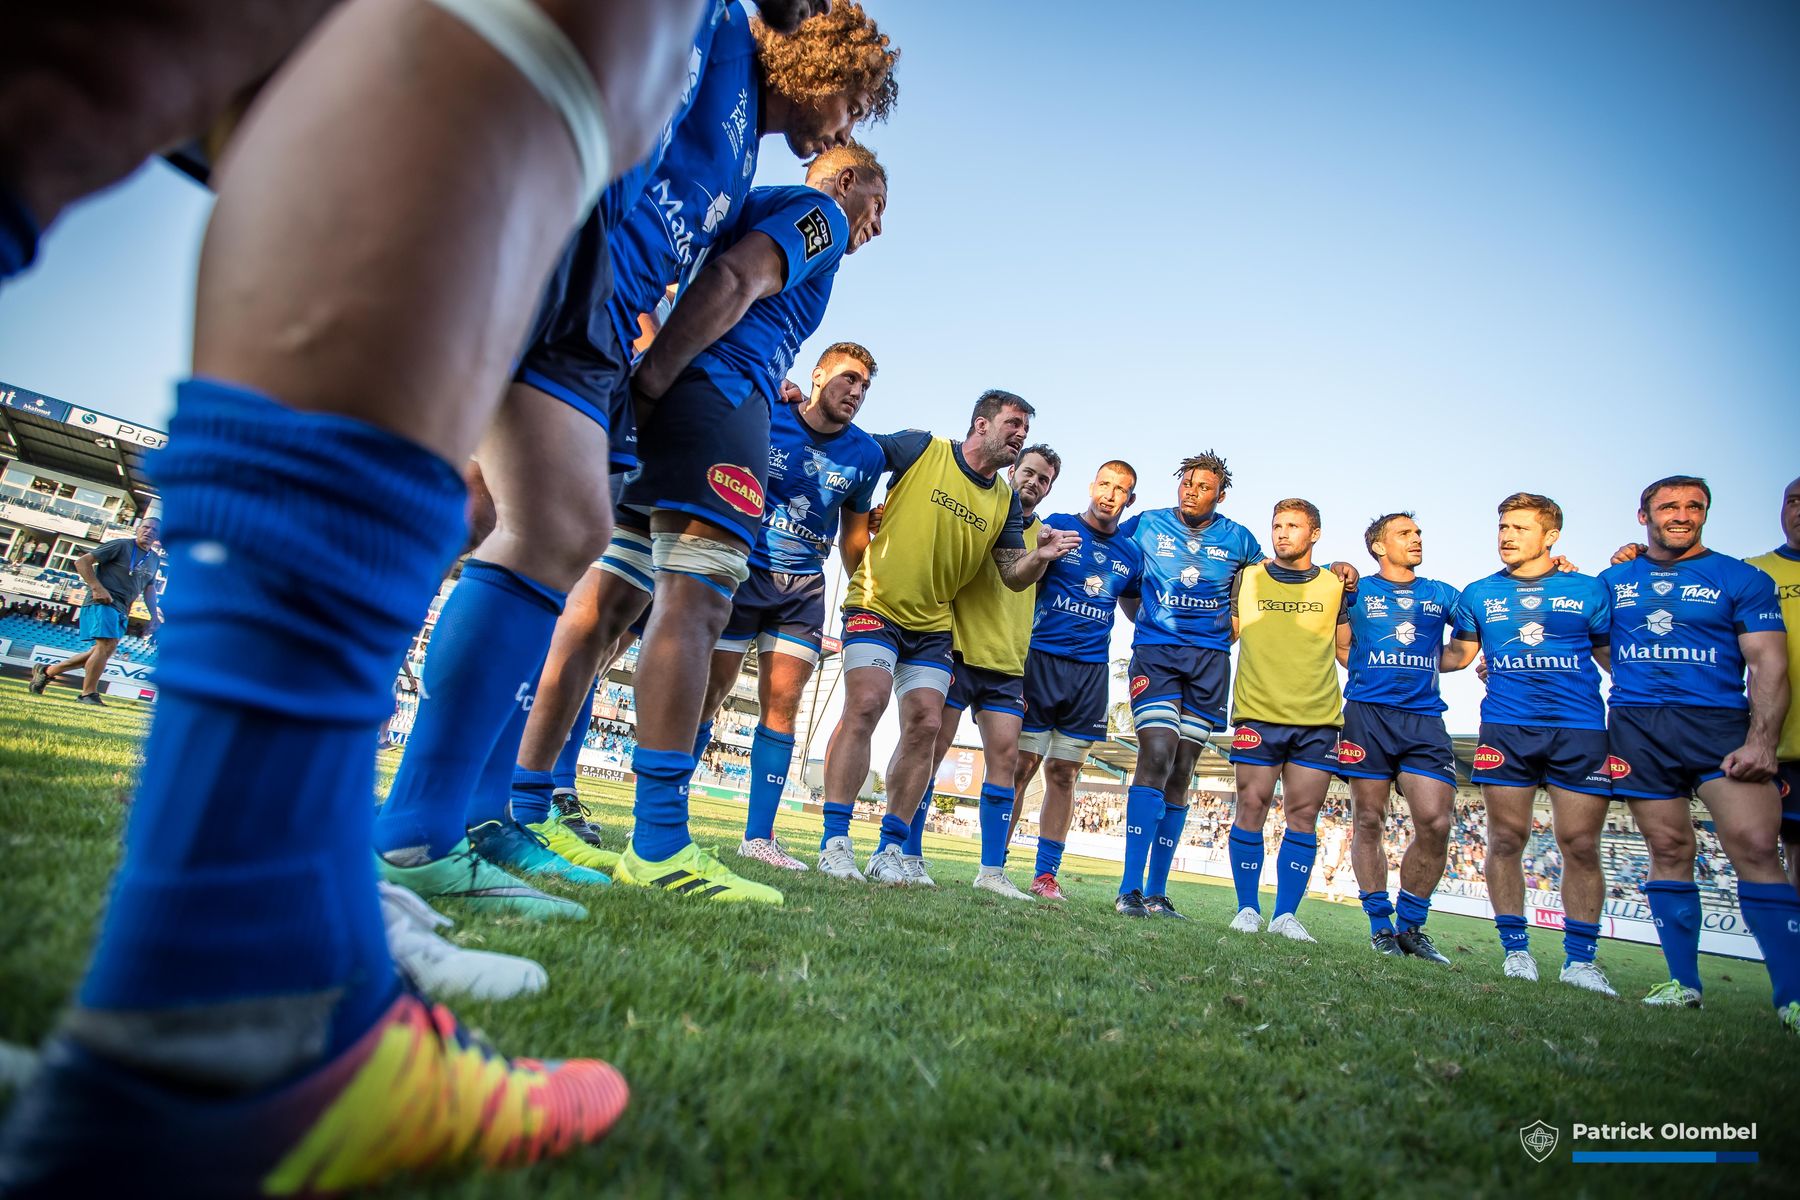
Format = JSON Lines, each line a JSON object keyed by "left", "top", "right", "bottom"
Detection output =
{"left": 753, "top": 402, "right": 885, "bottom": 574}
{"left": 1451, "top": 568, "right": 1611, "bottom": 729}
{"left": 1028, "top": 512, "right": 1142, "bottom": 663}
{"left": 1119, "top": 508, "right": 1262, "bottom": 650}
{"left": 690, "top": 185, "right": 850, "bottom": 408}
{"left": 604, "top": 1, "right": 760, "bottom": 350}
{"left": 1599, "top": 550, "right": 1785, "bottom": 710}
{"left": 1343, "top": 574, "right": 1461, "bottom": 714}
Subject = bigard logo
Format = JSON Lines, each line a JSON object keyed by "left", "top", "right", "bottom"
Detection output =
{"left": 844, "top": 613, "right": 885, "bottom": 634}
{"left": 1473, "top": 745, "right": 1505, "bottom": 771}
{"left": 1337, "top": 741, "right": 1367, "bottom": 765}
{"left": 1606, "top": 755, "right": 1631, "bottom": 780}
{"left": 1130, "top": 675, "right": 1150, "bottom": 699}
{"left": 1519, "top": 1120, "right": 1559, "bottom": 1163}
{"left": 708, "top": 464, "right": 764, "bottom": 516}
{"left": 1232, "top": 726, "right": 1263, "bottom": 751}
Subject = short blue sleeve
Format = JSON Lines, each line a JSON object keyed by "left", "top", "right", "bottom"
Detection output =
{"left": 1451, "top": 586, "right": 1480, "bottom": 640}
{"left": 846, "top": 464, "right": 881, "bottom": 514}
{"left": 1585, "top": 579, "right": 1612, "bottom": 645}
{"left": 1733, "top": 564, "right": 1786, "bottom": 635}
{"left": 1238, "top": 526, "right": 1264, "bottom": 565}
{"left": 753, "top": 193, "right": 849, "bottom": 292}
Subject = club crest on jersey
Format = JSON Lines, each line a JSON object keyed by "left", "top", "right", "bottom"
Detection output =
{"left": 845, "top": 613, "right": 885, "bottom": 634}
{"left": 1646, "top": 609, "right": 1674, "bottom": 636}
{"left": 1084, "top": 574, "right": 1105, "bottom": 597}
{"left": 1520, "top": 595, "right": 1542, "bottom": 610}
{"left": 1473, "top": 745, "right": 1505, "bottom": 771}
{"left": 1186, "top": 539, "right": 1201, "bottom": 554}
{"left": 707, "top": 464, "right": 764, "bottom": 516}
{"left": 1651, "top": 579, "right": 1673, "bottom": 595}
{"left": 1092, "top": 548, "right": 1107, "bottom": 563}
{"left": 1232, "top": 726, "right": 1263, "bottom": 752}
{"left": 1179, "top": 565, "right": 1200, "bottom": 587}
{"left": 1337, "top": 741, "right": 1367, "bottom": 765}
{"left": 1396, "top": 596, "right": 1414, "bottom": 610}
{"left": 1606, "top": 755, "right": 1631, "bottom": 780}
{"left": 1130, "top": 675, "right": 1150, "bottom": 699}
{"left": 794, "top": 206, "right": 833, "bottom": 260}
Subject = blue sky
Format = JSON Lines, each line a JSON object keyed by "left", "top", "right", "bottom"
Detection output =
{"left": 2, "top": 0, "right": 1796, "bottom": 741}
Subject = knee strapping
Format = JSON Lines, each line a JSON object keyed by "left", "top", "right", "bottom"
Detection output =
{"left": 651, "top": 531, "right": 749, "bottom": 587}
{"left": 426, "top": 0, "right": 611, "bottom": 209}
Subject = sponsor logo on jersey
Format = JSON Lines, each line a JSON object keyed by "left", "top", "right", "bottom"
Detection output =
{"left": 1155, "top": 534, "right": 1177, "bottom": 557}
{"left": 768, "top": 447, "right": 791, "bottom": 475}
{"left": 1551, "top": 597, "right": 1584, "bottom": 612}
{"left": 1613, "top": 582, "right": 1640, "bottom": 605}
{"left": 1084, "top": 574, "right": 1105, "bottom": 597}
{"left": 1484, "top": 597, "right": 1510, "bottom": 619}
{"left": 1206, "top": 546, "right": 1231, "bottom": 561}
{"left": 794, "top": 207, "right": 834, "bottom": 260}
{"left": 1232, "top": 726, "right": 1264, "bottom": 752}
{"left": 1646, "top": 609, "right": 1674, "bottom": 636}
{"left": 1259, "top": 599, "right": 1325, "bottom": 613}
{"left": 845, "top": 612, "right": 885, "bottom": 634}
{"left": 1130, "top": 674, "right": 1150, "bottom": 699}
{"left": 1394, "top": 620, "right": 1416, "bottom": 646}
{"left": 1179, "top": 565, "right": 1200, "bottom": 587}
{"left": 1473, "top": 744, "right": 1505, "bottom": 771}
{"left": 929, "top": 489, "right": 989, "bottom": 530}
{"left": 700, "top": 188, "right": 732, "bottom": 235}
{"left": 708, "top": 464, "right": 764, "bottom": 516}
{"left": 1364, "top": 595, "right": 1389, "bottom": 616}
{"left": 1518, "top": 620, "right": 1545, "bottom": 647}
{"left": 1337, "top": 741, "right": 1367, "bottom": 765}
{"left": 1605, "top": 755, "right": 1631, "bottom": 780}
{"left": 1681, "top": 585, "right": 1722, "bottom": 603}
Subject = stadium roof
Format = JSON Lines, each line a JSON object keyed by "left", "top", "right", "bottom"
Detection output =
{"left": 0, "top": 382, "right": 166, "bottom": 516}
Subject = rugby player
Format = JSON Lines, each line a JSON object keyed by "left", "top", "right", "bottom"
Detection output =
{"left": 373, "top": 3, "right": 899, "bottom": 903}
{"left": 1335, "top": 513, "right": 1460, "bottom": 963}
{"left": 1442, "top": 494, "right": 1619, "bottom": 995}
{"left": 693, "top": 342, "right": 887, "bottom": 871}
{"left": 1007, "top": 461, "right": 1142, "bottom": 900}
{"left": 1114, "top": 453, "right": 1355, "bottom": 918}
{"left": 1223, "top": 499, "right": 1349, "bottom": 943}
{"left": 815, "top": 394, "right": 1082, "bottom": 882}
{"left": 0, "top": 0, "right": 729, "bottom": 1188}
{"left": 1598, "top": 476, "right": 1797, "bottom": 1027}
{"left": 29, "top": 518, "right": 162, "bottom": 705}
{"left": 897, "top": 445, "right": 1061, "bottom": 898}
{"left": 1745, "top": 477, "right": 1800, "bottom": 889}
{"left": 606, "top": 144, "right": 889, "bottom": 904}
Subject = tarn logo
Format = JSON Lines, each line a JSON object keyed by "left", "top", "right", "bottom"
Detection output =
{"left": 1520, "top": 1120, "right": 1559, "bottom": 1164}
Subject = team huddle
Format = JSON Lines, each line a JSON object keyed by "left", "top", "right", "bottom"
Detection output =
{"left": 0, "top": 0, "right": 1795, "bottom": 1193}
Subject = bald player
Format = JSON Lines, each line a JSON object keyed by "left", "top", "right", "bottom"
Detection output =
{"left": 897, "top": 444, "right": 1061, "bottom": 898}
{"left": 815, "top": 392, "right": 1081, "bottom": 882}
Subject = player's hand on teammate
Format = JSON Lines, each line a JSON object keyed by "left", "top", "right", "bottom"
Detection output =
{"left": 1549, "top": 554, "right": 1580, "bottom": 573}
{"left": 867, "top": 503, "right": 885, "bottom": 536}
{"left": 1328, "top": 560, "right": 1360, "bottom": 593}
{"left": 1035, "top": 524, "right": 1082, "bottom": 561}
{"left": 1474, "top": 653, "right": 1488, "bottom": 682}
{"left": 777, "top": 378, "right": 805, "bottom": 405}
{"left": 1610, "top": 543, "right": 1648, "bottom": 565}
{"left": 1720, "top": 739, "right": 1778, "bottom": 783}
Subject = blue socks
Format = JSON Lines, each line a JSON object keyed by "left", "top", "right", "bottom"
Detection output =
{"left": 373, "top": 559, "right": 564, "bottom": 859}
{"left": 1644, "top": 879, "right": 1703, "bottom": 991}
{"left": 1396, "top": 888, "right": 1431, "bottom": 932}
{"left": 1737, "top": 880, "right": 1800, "bottom": 1009}
{"left": 509, "top": 768, "right": 556, "bottom": 826}
{"left": 978, "top": 784, "right": 1014, "bottom": 868}
{"left": 1361, "top": 889, "right": 1395, "bottom": 935}
{"left": 1036, "top": 837, "right": 1065, "bottom": 879}
{"left": 1495, "top": 912, "right": 1530, "bottom": 954}
{"left": 1228, "top": 827, "right": 1264, "bottom": 913}
{"left": 744, "top": 724, "right": 795, "bottom": 841}
{"left": 1145, "top": 802, "right": 1188, "bottom": 896}
{"left": 878, "top": 812, "right": 910, "bottom": 853}
{"left": 905, "top": 781, "right": 930, "bottom": 855}
{"left": 1118, "top": 785, "right": 1163, "bottom": 895}
{"left": 551, "top": 676, "right": 599, "bottom": 790}
{"left": 693, "top": 719, "right": 714, "bottom": 763}
{"left": 631, "top": 747, "right": 695, "bottom": 861}
{"left": 820, "top": 801, "right": 856, "bottom": 848}
{"left": 77, "top": 378, "right": 466, "bottom": 1063}
{"left": 0, "top": 187, "right": 38, "bottom": 280}
{"left": 1273, "top": 830, "right": 1317, "bottom": 918}
{"left": 1563, "top": 918, "right": 1600, "bottom": 966}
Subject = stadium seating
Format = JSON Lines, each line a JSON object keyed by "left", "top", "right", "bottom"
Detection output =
{"left": 0, "top": 614, "right": 159, "bottom": 665}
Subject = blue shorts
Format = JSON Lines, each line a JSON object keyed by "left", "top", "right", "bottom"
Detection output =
{"left": 839, "top": 608, "right": 953, "bottom": 683}
{"left": 1229, "top": 720, "right": 1340, "bottom": 772}
{"left": 78, "top": 603, "right": 126, "bottom": 642}
{"left": 1778, "top": 761, "right": 1800, "bottom": 838}
{"left": 718, "top": 568, "right": 827, "bottom": 657}
{"left": 515, "top": 221, "right": 637, "bottom": 470}
{"left": 1022, "top": 652, "right": 1108, "bottom": 742}
{"left": 1336, "top": 701, "right": 1458, "bottom": 786}
{"left": 619, "top": 367, "right": 770, "bottom": 549}
{"left": 1607, "top": 705, "right": 1746, "bottom": 801}
{"left": 1473, "top": 722, "right": 1611, "bottom": 796}
{"left": 1128, "top": 643, "right": 1229, "bottom": 741}
{"left": 945, "top": 653, "right": 1025, "bottom": 718}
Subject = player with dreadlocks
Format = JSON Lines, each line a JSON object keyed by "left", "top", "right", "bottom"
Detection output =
{"left": 1112, "top": 453, "right": 1356, "bottom": 918}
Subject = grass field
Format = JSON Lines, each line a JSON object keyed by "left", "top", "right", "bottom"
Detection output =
{"left": 2, "top": 675, "right": 1795, "bottom": 1198}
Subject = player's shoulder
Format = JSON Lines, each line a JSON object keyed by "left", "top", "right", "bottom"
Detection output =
{"left": 1417, "top": 575, "right": 1460, "bottom": 604}
{"left": 1555, "top": 569, "right": 1608, "bottom": 596}
{"left": 1207, "top": 511, "right": 1253, "bottom": 541}
{"left": 1044, "top": 510, "right": 1082, "bottom": 533}
{"left": 841, "top": 423, "right": 888, "bottom": 468}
